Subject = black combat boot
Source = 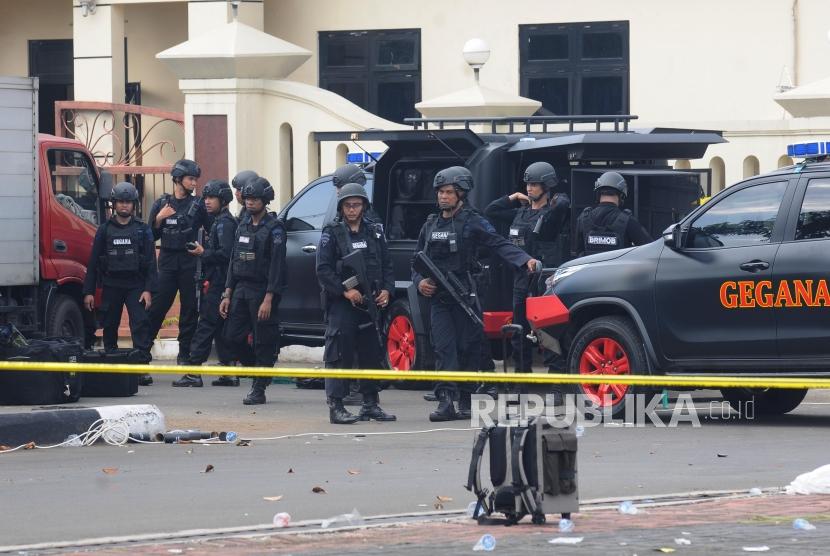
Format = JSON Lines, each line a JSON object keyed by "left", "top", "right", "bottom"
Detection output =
{"left": 212, "top": 376, "right": 240, "bottom": 386}
{"left": 138, "top": 373, "right": 153, "bottom": 386}
{"left": 342, "top": 382, "right": 363, "bottom": 406}
{"left": 429, "top": 390, "right": 459, "bottom": 422}
{"left": 359, "top": 392, "right": 397, "bottom": 422}
{"left": 243, "top": 378, "right": 270, "bottom": 405}
{"left": 172, "top": 374, "right": 203, "bottom": 387}
{"left": 328, "top": 397, "right": 360, "bottom": 424}
{"left": 456, "top": 391, "right": 472, "bottom": 420}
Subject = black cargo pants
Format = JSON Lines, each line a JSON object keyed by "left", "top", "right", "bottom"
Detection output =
{"left": 223, "top": 284, "right": 280, "bottom": 368}
{"left": 188, "top": 280, "right": 232, "bottom": 365}
{"left": 430, "top": 296, "right": 481, "bottom": 396}
{"left": 146, "top": 253, "right": 198, "bottom": 360}
{"left": 100, "top": 284, "right": 151, "bottom": 352}
{"left": 323, "top": 298, "right": 383, "bottom": 399}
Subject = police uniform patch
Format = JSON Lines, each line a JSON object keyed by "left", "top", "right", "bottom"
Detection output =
{"left": 587, "top": 234, "right": 618, "bottom": 246}
{"left": 239, "top": 236, "right": 251, "bottom": 244}
{"left": 431, "top": 231, "right": 449, "bottom": 240}
{"left": 351, "top": 240, "right": 368, "bottom": 249}
{"left": 320, "top": 231, "right": 330, "bottom": 247}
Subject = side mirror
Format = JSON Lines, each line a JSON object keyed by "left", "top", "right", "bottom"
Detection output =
{"left": 663, "top": 223, "right": 685, "bottom": 249}
{"left": 98, "top": 168, "right": 114, "bottom": 200}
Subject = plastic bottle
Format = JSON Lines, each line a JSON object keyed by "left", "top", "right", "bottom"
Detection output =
{"left": 793, "top": 518, "right": 816, "bottom": 531}
{"left": 321, "top": 508, "right": 364, "bottom": 529}
{"left": 64, "top": 434, "right": 83, "bottom": 447}
{"left": 558, "top": 518, "right": 575, "bottom": 533}
{"left": 618, "top": 500, "right": 639, "bottom": 515}
{"left": 472, "top": 534, "right": 496, "bottom": 551}
{"left": 272, "top": 512, "right": 291, "bottom": 528}
{"left": 575, "top": 425, "right": 585, "bottom": 438}
{"left": 748, "top": 487, "right": 762, "bottom": 496}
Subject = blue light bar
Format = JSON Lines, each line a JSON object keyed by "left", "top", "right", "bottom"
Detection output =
{"left": 787, "top": 142, "right": 830, "bottom": 157}
{"left": 345, "top": 152, "right": 384, "bottom": 164}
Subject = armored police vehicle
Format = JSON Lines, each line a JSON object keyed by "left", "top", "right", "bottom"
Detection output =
{"left": 279, "top": 115, "right": 724, "bottom": 372}
{"left": 533, "top": 142, "right": 830, "bottom": 417}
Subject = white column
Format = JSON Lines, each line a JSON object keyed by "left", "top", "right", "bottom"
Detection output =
{"left": 188, "top": 0, "right": 264, "bottom": 37}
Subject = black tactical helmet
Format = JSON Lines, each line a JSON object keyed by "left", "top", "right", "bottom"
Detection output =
{"left": 202, "top": 179, "right": 233, "bottom": 205}
{"left": 171, "top": 159, "right": 201, "bottom": 180}
{"left": 232, "top": 170, "right": 259, "bottom": 191}
{"left": 433, "top": 166, "right": 474, "bottom": 193}
{"left": 242, "top": 176, "right": 275, "bottom": 202}
{"left": 332, "top": 164, "right": 366, "bottom": 188}
{"left": 594, "top": 171, "right": 628, "bottom": 200}
{"left": 336, "top": 182, "right": 370, "bottom": 209}
{"left": 111, "top": 181, "right": 139, "bottom": 202}
{"left": 523, "top": 161, "right": 558, "bottom": 190}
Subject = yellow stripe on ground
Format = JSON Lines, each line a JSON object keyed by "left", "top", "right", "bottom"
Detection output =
{"left": 0, "top": 361, "right": 825, "bottom": 390}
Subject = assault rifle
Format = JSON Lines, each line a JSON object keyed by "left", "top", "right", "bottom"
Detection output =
{"left": 412, "top": 251, "right": 484, "bottom": 328}
{"left": 340, "top": 250, "right": 386, "bottom": 352}
{"left": 188, "top": 228, "right": 205, "bottom": 312}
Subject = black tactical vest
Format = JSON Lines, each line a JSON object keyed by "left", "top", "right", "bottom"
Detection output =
{"left": 206, "top": 210, "right": 236, "bottom": 279}
{"left": 582, "top": 207, "right": 631, "bottom": 256}
{"left": 160, "top": 194, "right": 198, "bottom": 250}
{"left": 232, "top": 213, "right": 283, "bottom": 281}
{"left": 331, "top": 220, "right": 385, "bottom": 285}
{"left": 424, "top": 209, "right": 475, "bottom": 275}
{"left": 509, "top": 206, "right": 559, "bottom": 266}
{"left": 104, "top": 219, "right": 143, "bottom": 274}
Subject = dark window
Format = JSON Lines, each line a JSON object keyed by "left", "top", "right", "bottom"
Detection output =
{"left": 520, "top": 21, "right": 629, "bottom": 115}
{"left": 795, "top": 178, "right": 830, "bottom": 240}
{"left": 285, "top": 181, "right": 332, "bottom": 231}
{"left": 29, "top": 39, "right": 74, "bottom": 135}
{"left": 688, "top": 181, "right": 787, "bottom": 248}
{"left": 319, "top": 29, "right": 420, "bottom": 123}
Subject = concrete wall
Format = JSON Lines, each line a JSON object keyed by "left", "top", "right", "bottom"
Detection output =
{"left": 0, "top": 0, "right": 73, "bottom": 77}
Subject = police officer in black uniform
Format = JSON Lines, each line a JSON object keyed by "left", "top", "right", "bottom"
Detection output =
{"left": 83, "top": 182, "right": 156, "bottom": 358}
{"left": 317, "top": 183, "right": 396, "bottom": 424}
{"left": 412, "top": 166, "right": 541, "bottom": 422}
{"left": 485, "top": 162, "right": 570, "bottom": 371}
{"left": 232, "top": 170, "right": 258, "bottom": 221}
{"left": 219, "top": 177, "right": 286, "bottom": 405}
{"left": 145, "top": 159, "right": 209, "bottom": 384}
{"left": 173, "top": 180, "right": 239, "bottom": 387}
{"left": 331, "top": 163, "right": 380, "bottom": 224}
{"left": 575, "top": 171, "right": 651, "bottom": 256}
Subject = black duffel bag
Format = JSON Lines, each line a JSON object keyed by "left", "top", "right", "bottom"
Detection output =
{"left": 0, "top": 338, "right": 84, "bottom": 405}
{"left": 79, "top": 348, "right": 149, "bottom": 397}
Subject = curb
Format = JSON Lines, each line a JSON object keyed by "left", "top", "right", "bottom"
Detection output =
{"left": 0, "top": 404, "right": 166, "bottom": 447}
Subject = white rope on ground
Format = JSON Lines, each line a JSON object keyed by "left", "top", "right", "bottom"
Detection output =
{"left": 0, "top": 417, "right": 163, "bottom": 454}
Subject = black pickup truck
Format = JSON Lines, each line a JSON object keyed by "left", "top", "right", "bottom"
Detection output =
{"left": 278, "top": 115, "right": 723, "bottom": 373}
{"left": 532, "top": 144, "right": 830, "bottom": 417}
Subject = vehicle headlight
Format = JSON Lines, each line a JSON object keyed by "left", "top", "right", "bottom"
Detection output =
{"left": 549, "top": 264, "right": 587, "bottom": 288}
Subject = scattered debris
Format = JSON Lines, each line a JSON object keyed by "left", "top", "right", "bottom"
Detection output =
{"left": 793, "top": 518, "right": 817, "bottom": 531}
{"left": 749, "top": 487, "right": 763, "bottom": 496}
{"left": 675, "top": 538, "right": 692, "bottom": 545}
{"left": 656, "top": 549, "right": 675, "bottom": 553}
{"left": 185, "top": 448, "right": 193, "bottom": 455}
{"left": 434, "top": 495, "right": 453, "bottom": 510}
{"left": 558, "top": 518, "right": 574, "bottom": 533}
{"left": 473, "top": 534, "right": 496, "bottom": 552}
{"left": 618, "top": 500, "right": 640, "bottom": 515}
{"left": 23, "top": 442, "right": 35, "bottom": 450}
{"left": 167, "top": 550, "right": 184, "bottom": 554}
{"left": 321, "top": 508, "right": 364, "bottom": 528}
{"left": 312, "top": 486, "right": 326, "bottom": 494}
{"left": 717, "top": 453, "right": 728, "bottom": 458}
{"left": 742, "top": 547, "right": 770, "bottom": 553}
{"left": 786, "top": 464, "right": 830, "bottom": 495}
{"left": 347, "top": 469, "right": 361, "bottom": 475}
{"left": 548, "top": 537, "right": 583, "bottom": 545}
{"left": 263, "top": 495, "right": 283, "bottom": 502}
{"left": 0, "top": 445, "right": 11, "bottom": 452}
{"left": 202, "top": 465, "right": 214, "bottom": 473}
{"left": 126, "top": 450, "right": 135, "bottom": 454}
{"left": 436, "top": 495, "right": 453, "bottom": 502}
{"left": 236, "top": 439, "right": 251, "bottom": 447}
{"left": 272, "top": 512, "right": 291, "bottom": 528}
{"left": 195, "top": 411, "right": 202, "bottom": 415}
{"left": 101, "top": 467, "right": 119, "bottom": 475}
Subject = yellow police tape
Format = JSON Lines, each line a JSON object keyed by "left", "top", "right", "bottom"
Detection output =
{"left": 0, "top": 361, "right": 826, "bottom": 390}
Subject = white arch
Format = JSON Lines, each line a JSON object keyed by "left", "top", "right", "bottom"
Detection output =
{"left": 710, "top": 156, "right": 725, "bottom": 192}
{"left": 742, "top": 155, "right": 760, "bottom": 179}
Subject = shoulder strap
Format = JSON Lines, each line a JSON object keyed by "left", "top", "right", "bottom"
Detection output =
{"left": 466, "top": 427, "right": 492, "bottom": 518}
{"left": 331, "top": 222, "right": 351, "bottom": 256}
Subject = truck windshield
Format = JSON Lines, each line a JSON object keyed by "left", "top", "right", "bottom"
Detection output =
{"left": 47, "top": 149, "right": 100, "bottom": 226}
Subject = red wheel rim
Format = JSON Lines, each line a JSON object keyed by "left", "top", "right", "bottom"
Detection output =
{"left": 387, "top": 315, "right": 416, "bottom": 371}
{"left": 578, "top": 337, "right": 630, "bottom": 407}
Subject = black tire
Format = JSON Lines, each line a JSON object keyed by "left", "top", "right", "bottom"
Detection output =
{"left": 567, "top": 315, "right": 649, "bottom": 420}
{"left": 720, "top": 388, "right": 807, "bottom": 416}
{"left": 386, "top": 299, "right": 431, "bottom": 390}
{"left": 46, "top": 294, "right": 85, "bottom": 341}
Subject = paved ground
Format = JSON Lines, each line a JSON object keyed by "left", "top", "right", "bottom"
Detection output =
{"left": 1, "top": 372, "right": 829, "bottom": 552}
{"left": 54, "top": 493, "right": 830, "bottom": 555}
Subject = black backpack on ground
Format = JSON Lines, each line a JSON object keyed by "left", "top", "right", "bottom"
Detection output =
{"left": 466, "top": 416, "right": 578, "bottom": 525}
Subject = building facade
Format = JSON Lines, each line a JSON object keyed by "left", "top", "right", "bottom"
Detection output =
{"left": 2, "top": 0, "right": 829, "bottom": 200}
